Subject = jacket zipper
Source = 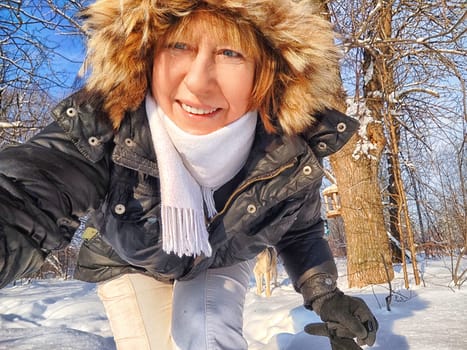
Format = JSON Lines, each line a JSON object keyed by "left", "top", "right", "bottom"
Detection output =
{"left": 208, "top": 159, "right": 297, "bottom": 225}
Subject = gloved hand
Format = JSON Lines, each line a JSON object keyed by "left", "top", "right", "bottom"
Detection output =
{"left": 301, "top": 275, "right": 378, "bottom": 348}
{"left": 313, "top": 291, "right": 378, "bottom": 346}
{"left": 305, "top": 322, "right": 364, "bottom": 350}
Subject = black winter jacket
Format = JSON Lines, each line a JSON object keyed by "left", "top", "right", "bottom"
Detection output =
{"left": 0, "top": 90, "right": 358, "bottom": 289}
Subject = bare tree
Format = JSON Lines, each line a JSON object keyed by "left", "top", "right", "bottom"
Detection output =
{"left": 320, "top": 0, "right": 465, "bottom": 287}
{"left": 0, "top": 0, "right": 87, "bottom": 146}
{"left": 311, "top": 0, "right": 394, "bottom": 288}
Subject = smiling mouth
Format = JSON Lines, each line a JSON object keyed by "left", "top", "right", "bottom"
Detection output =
{"left": 181, "top": 103, "right": 218, "bottom": 116}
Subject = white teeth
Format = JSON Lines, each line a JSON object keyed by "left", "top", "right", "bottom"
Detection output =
{"left": 181, "top": 103, "right": 217, "bottom": 115}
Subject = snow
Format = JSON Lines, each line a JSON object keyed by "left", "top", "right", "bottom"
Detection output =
{"left": 345, "top": 98, "right": 379, "bottom": 161}
{"left": 0, "top": 121, "right": 24, "bottom": 129}
{"left": 363, "top": 60, "right": 375, "bottom": 86}
{"left": 1, "top": 257, "right": 466, "bottom": 350}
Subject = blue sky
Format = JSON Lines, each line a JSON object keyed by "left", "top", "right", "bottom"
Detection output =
{"left": 1, "top": 0, "right": 88, "bottom": 99}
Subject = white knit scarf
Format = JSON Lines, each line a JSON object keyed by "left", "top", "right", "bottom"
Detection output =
{"left": 145, "top": 95, "right": 257, "bottom": 257}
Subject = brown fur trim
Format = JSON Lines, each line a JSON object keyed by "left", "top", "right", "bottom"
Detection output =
{"left": 80, "top": 0, "right": 342, "bottom": 135}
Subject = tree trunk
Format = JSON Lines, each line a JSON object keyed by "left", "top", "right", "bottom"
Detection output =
{"left": 387, "top": 149, "right": 403, "bottom": 263}
{"left": 313, "top": 0, "right": 394, "bottom": 287}
{"left": 330, "top": 134, "right": 393, "bottom": 287}
{"left": 386, "top": 116, "right": 421, "bottom": 286}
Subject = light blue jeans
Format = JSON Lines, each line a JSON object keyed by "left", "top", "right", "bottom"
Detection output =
{"left": 172, "top": 260, "right": 254, "bottom": 350}
{"left": 98, "top": 260, "right": 254, "bottom": 350}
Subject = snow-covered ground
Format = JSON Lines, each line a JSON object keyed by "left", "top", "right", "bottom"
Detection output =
{"left": 0, "top": 256, "right": 466, "bottom": 350}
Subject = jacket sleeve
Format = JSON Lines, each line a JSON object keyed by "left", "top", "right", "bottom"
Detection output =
{"left": 0, "top": 120, "right": 111, "bottom": 287}
{"left": 275, "top": 184, "right": 337, "bottom": 292}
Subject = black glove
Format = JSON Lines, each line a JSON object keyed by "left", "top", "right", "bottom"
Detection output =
{"left": 305, "top": 322, "right": 364, "bottom": 350}
{"left": 301, "top": 276, "right": 378, "bottom": 348}
{"left": 316, "top": 291, "right": 378, "bottom": 346}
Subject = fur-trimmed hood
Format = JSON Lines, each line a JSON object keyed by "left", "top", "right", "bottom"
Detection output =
{"left": 80, "top": 0, "right": 343, "bottom": 135}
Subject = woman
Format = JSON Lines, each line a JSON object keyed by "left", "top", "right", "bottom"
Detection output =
{"left": 0, "top": 1, "right": 378, "bottom": 349}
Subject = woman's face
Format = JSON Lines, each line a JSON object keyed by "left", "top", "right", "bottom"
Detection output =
{"left": 151, "top": 19, "right": 256, "bottom": 135}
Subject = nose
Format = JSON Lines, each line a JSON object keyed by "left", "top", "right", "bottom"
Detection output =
{"left": 183, "top": 51, "right": 216, "bottom": 96}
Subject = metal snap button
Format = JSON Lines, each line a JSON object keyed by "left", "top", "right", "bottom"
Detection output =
{"left": 303, "top": 165, "right": 312, "bottom": 175}
{"left": 247, "top": 204, "right": 257, "bottom": 214}
{"left": 114, "top": 204, "right": 126, "bottom": 215}
{"left": 318, "top": 142, "right": 327, "bottom": 150}
{"left": 88, "top": 136, "right": 100, "bottom": 146}
{"left": 66, "top": 107, "right": 77, "bottom": 117}
{"left": 337, "top": 122, "right": 347, "bottom": 133}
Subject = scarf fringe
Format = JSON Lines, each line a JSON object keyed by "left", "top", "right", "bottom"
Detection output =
{"left": 202, "top": 186, "right": 218, "bottom": 219}
{"left": 161, "top": 205, "right": 212, "bottom": 257}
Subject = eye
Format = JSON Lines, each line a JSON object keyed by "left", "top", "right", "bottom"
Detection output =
{"left": 167, "top": 42, "right": 189, "bottom": 50}
{"left": 219, "top": 49, "right": 243, "bottom": 58}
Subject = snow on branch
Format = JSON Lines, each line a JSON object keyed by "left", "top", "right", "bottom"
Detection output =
{"left": 0, "top": 121, "right": 24, "bottom": 129}
{"left": 396, "top": 88, "right": 440, "bottom": 99}
{"left": 346, "top": 98, "right": 379, "bottom": 161}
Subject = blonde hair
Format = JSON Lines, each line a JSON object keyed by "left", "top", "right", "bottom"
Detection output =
{"left": 154, "top": 8, "right": 279, "bottom": 132}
